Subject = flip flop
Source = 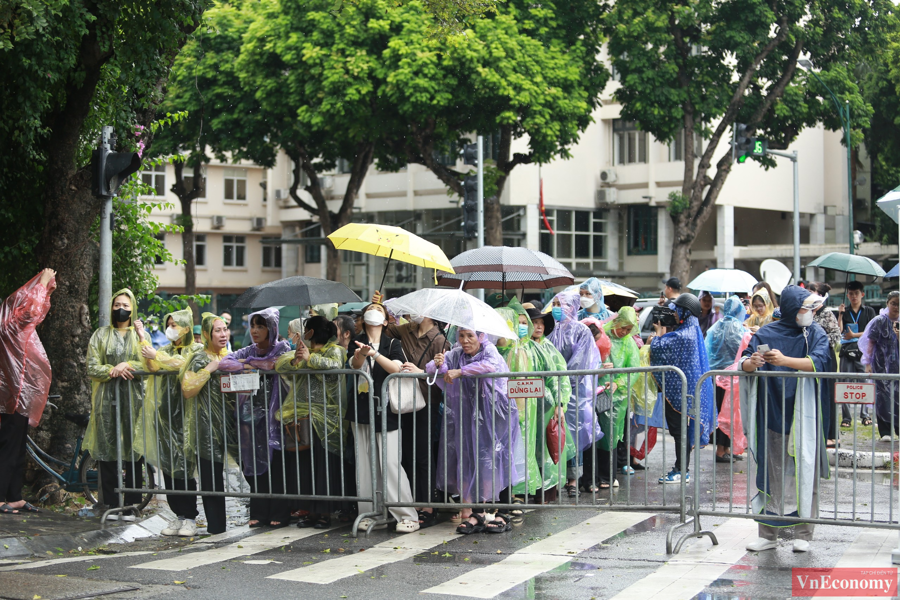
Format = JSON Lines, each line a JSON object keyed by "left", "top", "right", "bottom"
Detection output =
{"left": 0, "top": 504, "right": 19, "bottom": 515}
{"left": 20, "top": 502, "right": 40, "bottom": 513}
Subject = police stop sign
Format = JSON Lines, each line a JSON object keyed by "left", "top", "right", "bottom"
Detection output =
{"left": 834, "top": 382, "right": 875, "bottom": 404}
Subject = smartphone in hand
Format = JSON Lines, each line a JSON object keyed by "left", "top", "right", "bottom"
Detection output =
{"left": 757, "top": 344, "right": 771, "bottom": 354}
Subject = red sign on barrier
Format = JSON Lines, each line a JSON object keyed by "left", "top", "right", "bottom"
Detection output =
{"left": 834, "top": 382, "right": 875, "bottom": 404}
{"left": 792, "top": 568, "right": 897, "bottom": 596}
{"left": 508, "top": 378, "right": 545, "bottom": 399}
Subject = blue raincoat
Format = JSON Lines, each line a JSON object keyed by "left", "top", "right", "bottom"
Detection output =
{"left": 705, "top": 297, "right": 749, "bottom": 371}
{"left": 573, "top": 278, "right": 611, "bottom": 321}
{"left": 650, "top": 304, "right": 716, "bottom": 446}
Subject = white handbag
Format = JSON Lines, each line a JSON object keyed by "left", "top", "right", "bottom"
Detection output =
{"left": 386, "top": 344, "right": 426, "bottom": 414}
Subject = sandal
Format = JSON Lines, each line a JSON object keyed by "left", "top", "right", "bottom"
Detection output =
{"left": 248, "top": 520, "right": 264, "bottom": 528}
{"left": 630, "top": 461, "right": 646, "bottom": 471}
{"left": 0, "top": 504, "right": 19, "bottom": 515}
{"left": 564, "top": 484, "right": 579, "bottom": 498}
{"left": 20, "top": 502, "right": 39, "bottom": 513}
{"left": 313, "top": 517, "right": 331, "bottom": 530}
{"left": 583, "top": 483, "right": 602, "bottom": 492}
{"left": 269, "top": 521, "right": 288, "bottom": 529}
{"left": 485, "top": 513, "right": 511, "bottom": 534}
{"left": 449, "top": 512, "right": 463, "bottom": 524}
{"left": 841, "top": 419, "right": 851, "bottom": 428}
{"left": 862, "top": 417, "right": 873, "bottom": 427}
{"left": 417, "top": 509, "right": 438, "bottom": 529}
{"left": 826, "top": 440, "right": 839, "bottom": 449}
{"left": 456, "top": 512, "right": 486, "bottom": 535}
{"left": 395, "top": 518, "right": 420, "bottom": 533}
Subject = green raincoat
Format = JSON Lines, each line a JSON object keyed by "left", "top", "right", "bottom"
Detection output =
{"left": 134, "top": 308, "right": 203, "bottom": 479}
{"left": 599, "top": 307, "right": 641, "bottom": 451}
{"left": 180, "top": 313, "right": 236, "bottom": 464}
{"left": 83, "top": 288, "right": 149, "bottom": 462}
{"left": 275, "top": 339, "right": 348, "bottom": 455}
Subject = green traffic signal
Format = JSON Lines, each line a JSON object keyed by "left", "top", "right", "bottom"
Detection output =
{"left": 737, "top": 154, "right": 749, "bottom": 163}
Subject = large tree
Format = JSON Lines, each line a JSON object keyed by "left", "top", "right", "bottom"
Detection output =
{"left": 602, "top": 0, "right": 893, "bottom": 282}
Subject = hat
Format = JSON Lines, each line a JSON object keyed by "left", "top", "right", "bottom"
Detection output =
{"left": 486, "top": 292, "right": 511, "bottom": 308}
{"left": 802, "top": 293, "right": 826, "bottom": 312}
{"left": 525, "top": 306, "right": 555, "bottom": 337}
{"left": 664, "top": 277, "right": 682, "bottom": 291}
{"left": 193, "top": 325, "right": 202, "bottom": 335}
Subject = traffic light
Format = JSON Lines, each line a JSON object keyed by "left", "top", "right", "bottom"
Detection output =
{"left": 750, "top": 138, "right": 768, "bottom": 157}
{"left": 461, "top": 175, "right": 478, "bottom": 239}
{"left": 461, "top": 143, "right": 478, "bottom": 166}
{"left": 91, "top": 130, "right": 142, "bottom": 198}
{"left": 734, "top": 123, "right": 752, "bottom": 163}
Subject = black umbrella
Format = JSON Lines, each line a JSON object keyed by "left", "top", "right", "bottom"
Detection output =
{"left": 230, "top": 276, "right": 361, "bottom": 309}
{"left": 436, "top": 246, "right": 574, "bottom": 292}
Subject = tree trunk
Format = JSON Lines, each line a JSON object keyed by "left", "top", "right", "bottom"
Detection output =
{"left": 484, "top": 197, "right": 503, "bottom": 246}
{"left": 325, "top": 244, "right": 340, "bottom": 282}
{"left": 172, "top": 160, "right": 203, "bottom": 321}
{"left": 669, "top": 220, "right": 693, "bottom": 284}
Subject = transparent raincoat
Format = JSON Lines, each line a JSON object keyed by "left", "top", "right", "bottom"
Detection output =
{"left": 134, "top": 308, "right": 203, "bottom": 479}
{"left": 180, "top": 313, "right": 235, "bottom": 465}
{"left": 859, "top": 307, "right": 900, "bottom": 429}
{"left": 311, "top": 303, "right": 339, "bottom": 321}
{"left": 83, "top": 288, "right": 149, "bottom": 462}
{"left": 275, "top": 339, "right": 348, "bottom": 455}
{"left": 599, "top": 307, "right": 640, "bottom": 451}
{"left": 0, "top": 272, "right": 55, "bottom": 426}
{"left": 572, "top": 277, "right": 610, "bottom": 321}
{"left": 706, "top": 297, "right": 749, "bottom": 371}
{"left": 426, "top": 332, "right": 525, "bottom": 503}
{"left": 547, "top": 291, "right": 603, "bottom": 450}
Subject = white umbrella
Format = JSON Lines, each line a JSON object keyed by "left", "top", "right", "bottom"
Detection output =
{"left": 387, "top": 288, "right": 516, "bottom": 339}
{"left": 687, "top": 269, "right": 758, "bottom": 295}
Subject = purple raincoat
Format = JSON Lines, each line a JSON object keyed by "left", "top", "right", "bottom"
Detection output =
{"left": 860, "top": 308, "right": 900, "bottom": 429}
{"left": 220, "top": 307, "right": 291, "bottom": 476}
{"left": 547, "top": 291, "right": 603, "bottom": 450}
{"left": 426, "top": 332, "right": 525, "bottom": 503}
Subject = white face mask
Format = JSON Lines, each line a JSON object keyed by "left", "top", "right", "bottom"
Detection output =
{"left": 364, "top": 311, "right": 385, "bottom": 327}
{"left": 580, "top": 296, "right": 595, "bottom": 310}
{"left": 410, "top": 315, "right": 424, "bottom": 324}
{"left": 796, "top": 311, "right": 813, "bottom": 327}
{"left": 165, "top": 327, "right": 181, "bottom": 342}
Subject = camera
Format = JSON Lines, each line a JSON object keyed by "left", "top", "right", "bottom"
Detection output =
{"left": 651, "top": 305, "right": 678, "bottom": 328}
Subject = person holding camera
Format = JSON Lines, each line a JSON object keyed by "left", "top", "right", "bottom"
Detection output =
{"left": 859, "top": 291, "right": 900, "bottom": 441}
{"left": 837, "top": 280, "right": 876, "bottom": 428}
{"left": 658, "top": 277, "right": 681, "bottom": 306}
{"left": 649, "top": 294, "right": 715, "bottom": 484}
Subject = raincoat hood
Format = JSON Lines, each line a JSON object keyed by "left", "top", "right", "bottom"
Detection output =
{"left": 778, "top": 285, "right": 808, "bottom": 329}
{"left": 551, "top": 291, "right": 581, "bottom": 322}
{"left": 249, "top": 307, "right": 281, "bottom": 351}
{"left": 706, "top": 297, "right": 750, "bottom": 370}
{"left": 164, "top": 308, "right": 195, "bottom": 348}
{"left": 750, "top": 287, "right": 775, "bottom": 318}
{"left": 110, "top": 288, "right": 137, "bottom": 326}
{"left": 581, "top": 317, "right": 612, "bottom": 361}
{"left": 311, "top": 303, "right": 338, "bottom": 321}
{"left": 604, "top": 307, "right": 639, "bottom": 338}
{"left": 200, "top": 312, "right": 226, "bottom": 351}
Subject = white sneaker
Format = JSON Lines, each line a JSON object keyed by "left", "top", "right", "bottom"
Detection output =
{"left": 161, "top": 519, "right": 183, "bottom": 536}
{"left": 178, "top": 520, "right": 198, "bottom": 537}
{"left": 121, "top": 514, "right": 137, "bottom": 522}
{"left": 881, "top": 435, "right": 893, "bottom": 442}
{"left": 613, "top": 479, "right": 620, "bottom": 487}
{"left": 105, "top": 514, "right": 119, "bottom": 521}
{"left": 793, "top": 539, "right": 810, "bottom": 553}
{"left": 746, "top": 537, "right": 777, "bottom": 552}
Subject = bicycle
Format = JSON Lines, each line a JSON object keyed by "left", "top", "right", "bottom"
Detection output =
{"left": 26, "top": 396, "right": 154, "bottom": 511}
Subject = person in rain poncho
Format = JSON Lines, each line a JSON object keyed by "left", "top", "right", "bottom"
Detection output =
{"left": 0, "top": 269, "right": 55, "bottom": 515}
{"left": 745, "top": 287, "right": 776, "bottom": 333}
{"left": 426, "top": 329, "right": 524, "bottom": 534}
{"left": 649, "top": 293, "right": 716, "bottom": 484}
{"left": 523, "top": 304, "right": 575, "bottom": 502}
{"left": 219, "top": 307, "right": 291, "bottom": 528}
{"left": 575, "top": 278, "right": 611, "bottom": 321}
{"left": 179, "top": 313, "right": 233, "bottom": 534}
{"left": 698, "top": 291, "right": 721, "bottom": 337}
{"left": 806, "top": 283, "right": 841, "bottom": 446}
{"left": 276, "top": 316, "right": 349, "bottom": 529}
{"left": 859, "top": 291, "right": 900, "bottom": 440}
{"left": 135, "top": 308, "right": 203, "bottom": 536}
{"left": 740, "top": 287, "right": 830, "bottom": 553}
{"left": 706, "top": 297, "right": 750, "bottom": 462}
{"left": 547, "top": 291, "right": 603, "bottom": 497}
{"left": 84, "top": 288, "right": 150, "bottom": 512}
{"left": 311, "top": 303, "right": 339, "bottom": 322}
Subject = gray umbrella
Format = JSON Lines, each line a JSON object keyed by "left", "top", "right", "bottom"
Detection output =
{"left": 435, "top": 246, "right": 574, "bottom": 291}
{"left": 230, "top": 276, "right": 361, "bottom": 309}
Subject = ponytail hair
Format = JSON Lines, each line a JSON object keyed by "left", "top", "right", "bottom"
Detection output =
{"left": 305, "top": 315, "right": 336, "bottom": 346}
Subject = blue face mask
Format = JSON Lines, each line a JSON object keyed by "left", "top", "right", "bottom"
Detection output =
{"left": 552, "top": 306, "right": 563, "bottom": 322}
{"left": 517, "top": 324, "right": 529, "bottom": 338}
{"left": 288, "top": 340, "right": 297, "bottom": 350}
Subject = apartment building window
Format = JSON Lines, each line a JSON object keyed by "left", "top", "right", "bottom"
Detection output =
{"left": 261, "top": 171, "right": 267, "bottom": 203}
{"left": 304, "top": 224, "right": 322, "bottom": 264}
{"left": 183, "top": 174, "right": 206, "bottom": 198}
{"left": 539, "top": 209, "right": 607, "bottom": 274}
{"left": 142, "top": 163, "right": 166, "bottom": 197}
{"left": 336, "top": 158, "right": 353, "bottom": 174}
{"left": 224, "top": 168, "right": 247, "bottom": 201}
{"left": 223, "top": 235, "right": 246, "bottom": 267}
{"left": 153, "top": 233, "right": 165, "bottom": 265}
{"left": 668, "top": 129, "right": 704, "bottom": 162}
{"left": 481, "top": 131, "right": 502, "bottom": 161}
{"left": 194, "top": 234, "right": 206, "bottom": 267}
{"left": 263, "top": 245, "right": 282, "bottom": 269}
{"left": 627, "top": 205, "right": 658, "bottom": 255}
{"left": 613, "top": 120, "right": 647, "bottom": 165}
{"left": 433, "top": 143, "right": 458, "bottom": 167}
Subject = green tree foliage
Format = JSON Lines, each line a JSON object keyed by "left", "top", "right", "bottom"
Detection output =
{"left": 602, "top": 0, "right": 894, "bottom": 281}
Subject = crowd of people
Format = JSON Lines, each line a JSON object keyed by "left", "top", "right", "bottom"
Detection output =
{"left": 0, "top": 269, "right": 897, "bottom": 553}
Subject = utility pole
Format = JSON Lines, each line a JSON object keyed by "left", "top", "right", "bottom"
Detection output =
{"left": 476, "top": 135, "right": 485, "bottom": 302}
{"left": 767, "top": 148, "right": 801, "bottom": 283}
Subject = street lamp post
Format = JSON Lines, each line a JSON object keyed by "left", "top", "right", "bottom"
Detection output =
{"left": 798, "top": 59, "right": 854, "bottom": 255}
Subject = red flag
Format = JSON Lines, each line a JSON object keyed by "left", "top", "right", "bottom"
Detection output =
{"left": 540, "top": 178, "right": 555, "bottom": 234}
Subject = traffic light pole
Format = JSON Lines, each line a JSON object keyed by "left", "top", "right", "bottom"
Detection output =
{"left": 476, "top": 135, "right": 485, "bottom": 302}
{"left": 767, "top": 148, "right": 800, "bottom": 283}
{"left": 98, "top": 126, "right": 114, "bottom": 327}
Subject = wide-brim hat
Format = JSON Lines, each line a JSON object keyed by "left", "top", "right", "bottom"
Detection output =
{"left": 524, "top": 305, "right": 555, "bottom": 337}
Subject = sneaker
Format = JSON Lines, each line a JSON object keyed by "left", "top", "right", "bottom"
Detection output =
{"left": 746, "top": 537, "right": 777, "bottom": 552}
{"left": 620, "top": 465, "right": 635, "bottom": 475}
{"left": 881, "top": 435, "right": 893, "bottom": 443}
{"left": 178, "top": 520, "right": 198, "bottom": 537}
{"left": 612, "top": 479, "right": 619, "bottom": 487}
{"left": 658, "top": 469, "right": 689, "bottom": 484}
{"left": 161, "top": 518, "right": 184, "bottom": 536}
{"left": 793, "top": 539, "right": 810, "bottom": 553}
{"left": 121, "top": 514, "right": 137, "bottom": 522}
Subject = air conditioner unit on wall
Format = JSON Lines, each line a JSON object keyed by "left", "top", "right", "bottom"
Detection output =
{"left": 251, "top": 217, "right": 266, "bottom": 231}
{"left": 599, "top": 168, "right": 618, "bottom": 184}
{"left": 320, "top": 175, "right": 334, "bottom": 190}
{"left": 274, "top": 188, "right": 289, "bottom": 201}
{"left": 595, "top": 188, "right": 618, "bottom": 206}
{"left": 211, "top": 215, "right": 226, "bottom": 229}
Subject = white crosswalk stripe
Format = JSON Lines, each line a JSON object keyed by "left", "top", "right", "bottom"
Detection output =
{"left": 423, "top": 511, "right": 656, "bottom": 598}
{"left": 268, "top": 522, "right": 462, "bottom": 584}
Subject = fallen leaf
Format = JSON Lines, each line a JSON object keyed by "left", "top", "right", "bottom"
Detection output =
{"left": 55, "top": 575, "right": 67, "bottom": 578}
{"left": 33, "top": 596, "right": 41, "bottom": 599}
{"left": 174, "top": 581, "right": 186, "bottom": 585}
{"left": 87, "top": 565, "right": 100, "bottom": 571}
{"left": 442, "top": 552, "right": 452, "bottom": 557}
{"left": 496, "top": 550, "right": 502, "bottom": 554}
{"left": 322, "top": 548, "right": 331, "bottom": 554}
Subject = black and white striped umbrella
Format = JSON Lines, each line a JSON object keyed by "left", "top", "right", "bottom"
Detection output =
{"left": 436, "top": 246, "right": 574, "bottom": 290}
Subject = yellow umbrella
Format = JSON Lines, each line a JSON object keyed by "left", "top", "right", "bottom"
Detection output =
{"left": 327, "top": 223, "right": 455, "bottom": 292}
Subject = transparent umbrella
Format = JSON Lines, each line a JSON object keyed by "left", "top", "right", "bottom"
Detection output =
{"left": 387, "top": 288, "right": 516, "bottom": 339}
{"left": 687, "top": 269, "right": 758, "bottom": 295}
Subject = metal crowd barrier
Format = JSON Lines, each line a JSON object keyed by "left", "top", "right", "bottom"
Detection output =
{"left": 372, "top": 367, "right": 695, "bottom": 545}
{"left": 110, "top": 369, "right": 377, "bottom": 537}
{"left": 671, "top": 369, "right": 900, "bottom": 558}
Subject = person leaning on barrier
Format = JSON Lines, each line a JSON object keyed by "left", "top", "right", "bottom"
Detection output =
{"left": 859, "top": 290, "right": 900, "bottom": 441}
{"left": 648, "top": 293, "right": 716, "bottom": 485}
{"left": 276, "top": 316, "right": 349, "bottom": 529}
{"left": 219, "top": 308, "right": 291, "bottom": 529}
{"left": 740, "top": 287, "right": 830, "bottom": 553}
{"left": 179, "top": 313, "right": 233, "bottom": 535}
{"left": 837, "top": 280, "right": 876, "bottom": 428}
{"left": 426, "top": 328, "right": 524, "bottom": 534}
{"left": 136, "top": 308, "right": 203, "bottom": 536}
{"left": 83, "top": 288, "right": 150, "bottom": 517}
{"left": 0, "top": 269, "right": 56, "bottom": 515}
{"left": 523, "top": 303, "right": 574, "bottom": 503}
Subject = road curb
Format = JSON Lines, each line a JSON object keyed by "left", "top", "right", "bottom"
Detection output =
{"left": 827, "top": 447, "right": 896, "bottom": 469}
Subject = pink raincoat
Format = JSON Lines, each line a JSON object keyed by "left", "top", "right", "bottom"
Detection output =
{"left": 714, "top": 332, "right": 752, "bottom": 454}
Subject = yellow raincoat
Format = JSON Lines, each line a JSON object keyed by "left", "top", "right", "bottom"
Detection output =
{"left": 134, "top": 308, "right": 203, "bottom": 479}
{"left": 83, "top": 288, "right": 150, "bottom": 462}
{"left": 745, "top": 288, "right": 775, "bottom": 330}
